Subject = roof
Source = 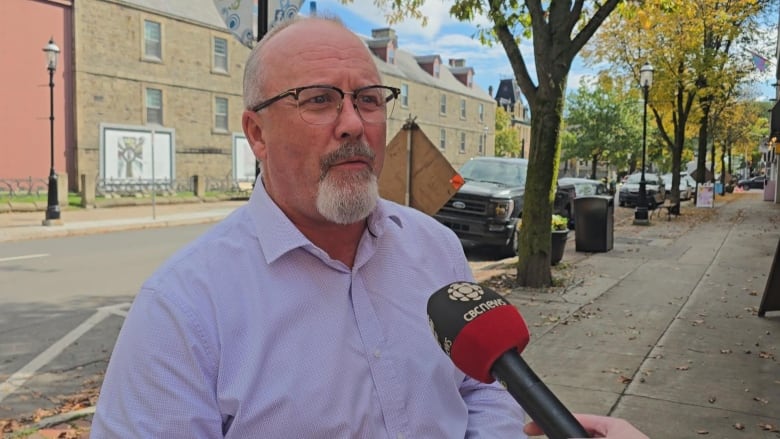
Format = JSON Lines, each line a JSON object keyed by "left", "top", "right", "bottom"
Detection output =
{"left": 370, "top": 44, "right": 491, "bottom": 101}
{"left": 120, "top": 0, "right": 226, "bottom": 28}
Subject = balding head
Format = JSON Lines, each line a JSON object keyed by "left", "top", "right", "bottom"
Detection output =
{"left": 242, "top": 16, "right": 377, "bottom": 110}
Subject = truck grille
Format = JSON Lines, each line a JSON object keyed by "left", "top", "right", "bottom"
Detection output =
{"left": 439, "top": 194, "right": 489, "bottom": 217}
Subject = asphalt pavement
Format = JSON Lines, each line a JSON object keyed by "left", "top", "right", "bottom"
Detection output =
{"left": 1, "top": 191, "right": 778, "bottom": 438}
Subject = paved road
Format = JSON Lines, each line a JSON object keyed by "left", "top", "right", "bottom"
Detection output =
{"left": 0, "top": 224, "right": 212, "bottom": 419}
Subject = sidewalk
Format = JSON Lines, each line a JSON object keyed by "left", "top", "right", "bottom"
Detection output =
{"left": 2, "top": 193, "right": 778, "bottom": 438}
{"left": 506, "top": 192, "right": 780, "bottom": 438}
{"left": 0, "top": 199, "right": 245, "bottom": 243}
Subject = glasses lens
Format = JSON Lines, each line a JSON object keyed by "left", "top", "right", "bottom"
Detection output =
{"left": 296, "top": 87, "right": 342, "bottom": 124}
{"left": 355, "top": 87, "right": 396, "bottom": 123}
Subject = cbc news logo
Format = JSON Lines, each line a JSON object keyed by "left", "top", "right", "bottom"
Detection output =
{"left": 447, "top": 282, "right": 484, "bottom": 302}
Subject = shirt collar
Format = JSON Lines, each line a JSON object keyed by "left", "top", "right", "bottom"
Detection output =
{"left": 247, "top": 181, "right": 404, "bottom": 265}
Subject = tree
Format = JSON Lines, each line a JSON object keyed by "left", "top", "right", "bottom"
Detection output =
{"left": 562, "top": 77, "right": 642, "bottom": 179}
{"left": 494, "top": 107, "right": 521, "bottom": 157}
{"left": 352, "top": 0, "right": 622, "bottom": 287}
{"left": 585, "top": 0, "right": 770, "bottom": 208}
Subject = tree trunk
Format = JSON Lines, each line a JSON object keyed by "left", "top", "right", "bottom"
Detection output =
{"left": 516, "top": 93, "right": 564, "bottom": 288}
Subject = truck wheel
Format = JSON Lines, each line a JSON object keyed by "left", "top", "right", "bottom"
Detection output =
{"left": 498, "top": 226, "right": 519, "bottom": 259}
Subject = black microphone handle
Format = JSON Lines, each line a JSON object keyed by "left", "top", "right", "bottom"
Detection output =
{"left": 491, "top": 350, "right": 590, "bottom": 439}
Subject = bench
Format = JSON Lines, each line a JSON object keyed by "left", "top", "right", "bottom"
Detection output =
{"left": 652, "top": 200, "right": 678, "bottom": 221}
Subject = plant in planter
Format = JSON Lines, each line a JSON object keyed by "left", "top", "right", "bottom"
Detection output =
{"left": 516, "top": 215, "right": 570, "bottom": 265}
{"left": 550, "top": 214, "right": 569, "bottom": 265}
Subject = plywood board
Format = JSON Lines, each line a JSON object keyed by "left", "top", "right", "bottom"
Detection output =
{"left": 378, "top": 122, "right": 462, "bottom": 216}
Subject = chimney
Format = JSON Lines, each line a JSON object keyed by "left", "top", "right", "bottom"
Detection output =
{"left": 371, "top": 28, "right": 397, "bottom": 41}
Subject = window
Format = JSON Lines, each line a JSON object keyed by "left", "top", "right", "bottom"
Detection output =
{"left": 459, "top": 132, "right": 466, "bottom": 154}
{"left": 440, "top": 94, "right": 447, "bottom": 114}
{"left": 387, "top": 47, "right": 395, "bottom": 64}
{"left": 400, "top": 84, "right": 409, "bottom": 107}
{"left": 214, "top": 37, "right": 228, "bottom": 72}
{"left": 144, "top": 20, "right": 161, "bottom": 60}
{"left": 460, "top": 99, "right": 466, "bottom": 119}
{"left": 434, "top": 62, "right": 440, "bottom": 78}
{"left": 479, "top": 132, "right": 485, "bottom": 155}
{"left": 215, "top": 97, "right": 228, "bottom": 131}
{"left": 146, "top": 88, "right": 163, "bottom": 125}
{"left": 478, "top": 103, "right": 484, "bottom": 122}
{"left": 439, "top": 128, "right": 446, "bottom": 150}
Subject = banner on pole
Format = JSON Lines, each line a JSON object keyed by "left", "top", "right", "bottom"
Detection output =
{"left": 213, "top": 0, "right": 305, "bottom": 47}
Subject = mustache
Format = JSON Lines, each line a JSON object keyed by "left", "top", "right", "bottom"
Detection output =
{"left": 320, "top": 142, "right": 376, "bottom": 178}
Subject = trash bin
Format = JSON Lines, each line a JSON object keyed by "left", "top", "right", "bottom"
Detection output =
{"left": 714, "top": 182, "right": 724, "bottom": 195}
{"left": 573, "top": 195, "right": 614, "bottom": 252}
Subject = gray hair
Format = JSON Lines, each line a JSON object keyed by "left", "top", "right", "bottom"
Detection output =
{"left": 242, "top": 15, "right": 348, "bottom": 110}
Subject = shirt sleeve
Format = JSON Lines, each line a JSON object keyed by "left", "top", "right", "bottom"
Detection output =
{"left": 91, "top": 286, "right": 223, "bottom": 438}
{"left": 461, "top": 376, "right": 527, "bottom": 438}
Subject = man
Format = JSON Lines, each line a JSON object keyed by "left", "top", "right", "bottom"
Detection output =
{"left": 91, "top": 16, "right": 525, "bottom": 437}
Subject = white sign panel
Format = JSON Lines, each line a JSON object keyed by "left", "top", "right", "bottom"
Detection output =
{"left": 696, "top": 183, "right": 714, "bottom": 208}
{"left": 233, "top": 134, "right": 257, "bottom": 182}
{"left": 100, "top": 124, "right": 175, "bottom": 182}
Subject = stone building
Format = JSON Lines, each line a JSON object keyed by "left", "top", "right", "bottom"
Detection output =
{"left": 367, "top": 28, "right": 496, "bottom": 169}
{"left": 492, "top": 78, "right": 531, "bottom": 159}
{"left": 4, "top": 0, "right": 496, "bottom": 194}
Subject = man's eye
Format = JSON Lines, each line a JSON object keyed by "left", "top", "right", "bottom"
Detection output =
{"left": 358, "top": 93, "right": 381, "bottom": 106}
{"left": 304, "top": 94, "right": 331, "bottom": 105}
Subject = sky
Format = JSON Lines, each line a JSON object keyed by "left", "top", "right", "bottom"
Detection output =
{"left": 298, "top": 0, "right": 778, "bottom": 102}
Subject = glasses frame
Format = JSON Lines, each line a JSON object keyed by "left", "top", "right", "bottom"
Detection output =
{"left": 250, "top": 84, "right": 401, "bottom": 124}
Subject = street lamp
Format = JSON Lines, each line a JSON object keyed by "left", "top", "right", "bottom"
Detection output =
{"left": 634, "top": 61, "right": 654, "bottom": 225}
{"left": 43, "top": 38, "right": 61, "bottom": 225}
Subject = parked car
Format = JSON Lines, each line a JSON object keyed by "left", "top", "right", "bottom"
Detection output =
{"left": 434, "top": 157, "right": 575, "bottom": 257}
{"left": 662, "top": 173, "right": 695, "bottom": 201}
{"left": 557, "top": 177, "right": 609, "bottom": 230}
{"left": 558, "top": 177, "right": 609, "bottom": 198}
{"left": 618, "top": 172, "right": 665, "bottom": 208}
{"left": 737, "top": 175, "right": 767, "bottom": 190}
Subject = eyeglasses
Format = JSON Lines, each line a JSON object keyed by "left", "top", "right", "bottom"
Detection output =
{"left": 251, "top": 85, "right": 400, "bottom": 125}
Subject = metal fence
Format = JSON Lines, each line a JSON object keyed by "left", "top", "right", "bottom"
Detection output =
{"left": 0, "top": 176, "right": 253, "bottom": 200}
{"left": 0, "top": 178, "right": 49, "bottom": 199}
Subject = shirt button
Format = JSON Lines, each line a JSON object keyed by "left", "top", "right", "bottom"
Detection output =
{"left": 374, "top": 349, "right": 381, "bottom": 358}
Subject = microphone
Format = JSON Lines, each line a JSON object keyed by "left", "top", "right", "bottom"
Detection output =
{"left": 427, "top": 281, "right": 589, "bottom": 439}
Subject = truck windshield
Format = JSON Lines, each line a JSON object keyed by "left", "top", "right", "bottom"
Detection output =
{"left": 459, "top": 160, "right": 527, "bottom": 187}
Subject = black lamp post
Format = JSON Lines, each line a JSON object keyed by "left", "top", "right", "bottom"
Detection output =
{"left": 43, "top": 38, "right": 61, "bottom": 224}
{"left": 634, "top": 62, "right": 654, "bottom": 225}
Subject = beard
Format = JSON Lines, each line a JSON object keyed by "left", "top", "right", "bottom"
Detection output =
{"left": 316, "top": 142, "right": 379, "bottom": 225}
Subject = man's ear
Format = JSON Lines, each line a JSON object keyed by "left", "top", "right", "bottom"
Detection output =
{"left": 242, "top": 111, "right": 267, "bottom": 161}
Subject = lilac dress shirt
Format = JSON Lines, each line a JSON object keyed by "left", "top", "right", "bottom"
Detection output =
{"left": 92, "top": 183, "right": 526, "bottom": 438}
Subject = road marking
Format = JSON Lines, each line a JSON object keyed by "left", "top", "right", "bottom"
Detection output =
{"left": 0, "top": 254, "right": 49, "bottom": 263}
{"left": 0, "top": 303, "right": 131, "bottom": 403}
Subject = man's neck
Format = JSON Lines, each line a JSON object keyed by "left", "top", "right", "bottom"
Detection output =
{"left": 296, "top": 220, "right": 367, "bottom": 268}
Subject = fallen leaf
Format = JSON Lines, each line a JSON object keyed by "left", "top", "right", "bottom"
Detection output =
{"left": 753, "top": 396, "right": 769, "bottom": 404}
{"left": 696, "top": 429, "right": 709, "bottom": 434}
{"left": 758, "top": 423, "right": 778, "bottom": 432}
{"left": 733, "top": 423, "right": 744, "bottom": 430}
{"left": 720, "top": 349, "right": 732, "bottom": 354}
{"left": 676, "top": 365, "right": 690, "bottom": 371}
{"left": 708, "top": 396, "right": 716, "bottom": 403}
{"left": 619, "top": 375, "right": 632, "bottom": 384}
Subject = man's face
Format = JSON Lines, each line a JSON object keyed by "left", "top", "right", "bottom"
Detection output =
{"left": 242, "top": 20, "right": 388, "bottom": 226}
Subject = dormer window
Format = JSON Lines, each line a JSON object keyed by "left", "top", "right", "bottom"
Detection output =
{"left": 434, "top": 62, "right": 440, "bottom": 78}
{"left": 387, "top": 46, "right": 395, "bottom": 64}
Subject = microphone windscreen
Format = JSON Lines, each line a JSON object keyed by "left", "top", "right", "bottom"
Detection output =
{"left": 427, "top": 282, "right": 530, "bottom": 383}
